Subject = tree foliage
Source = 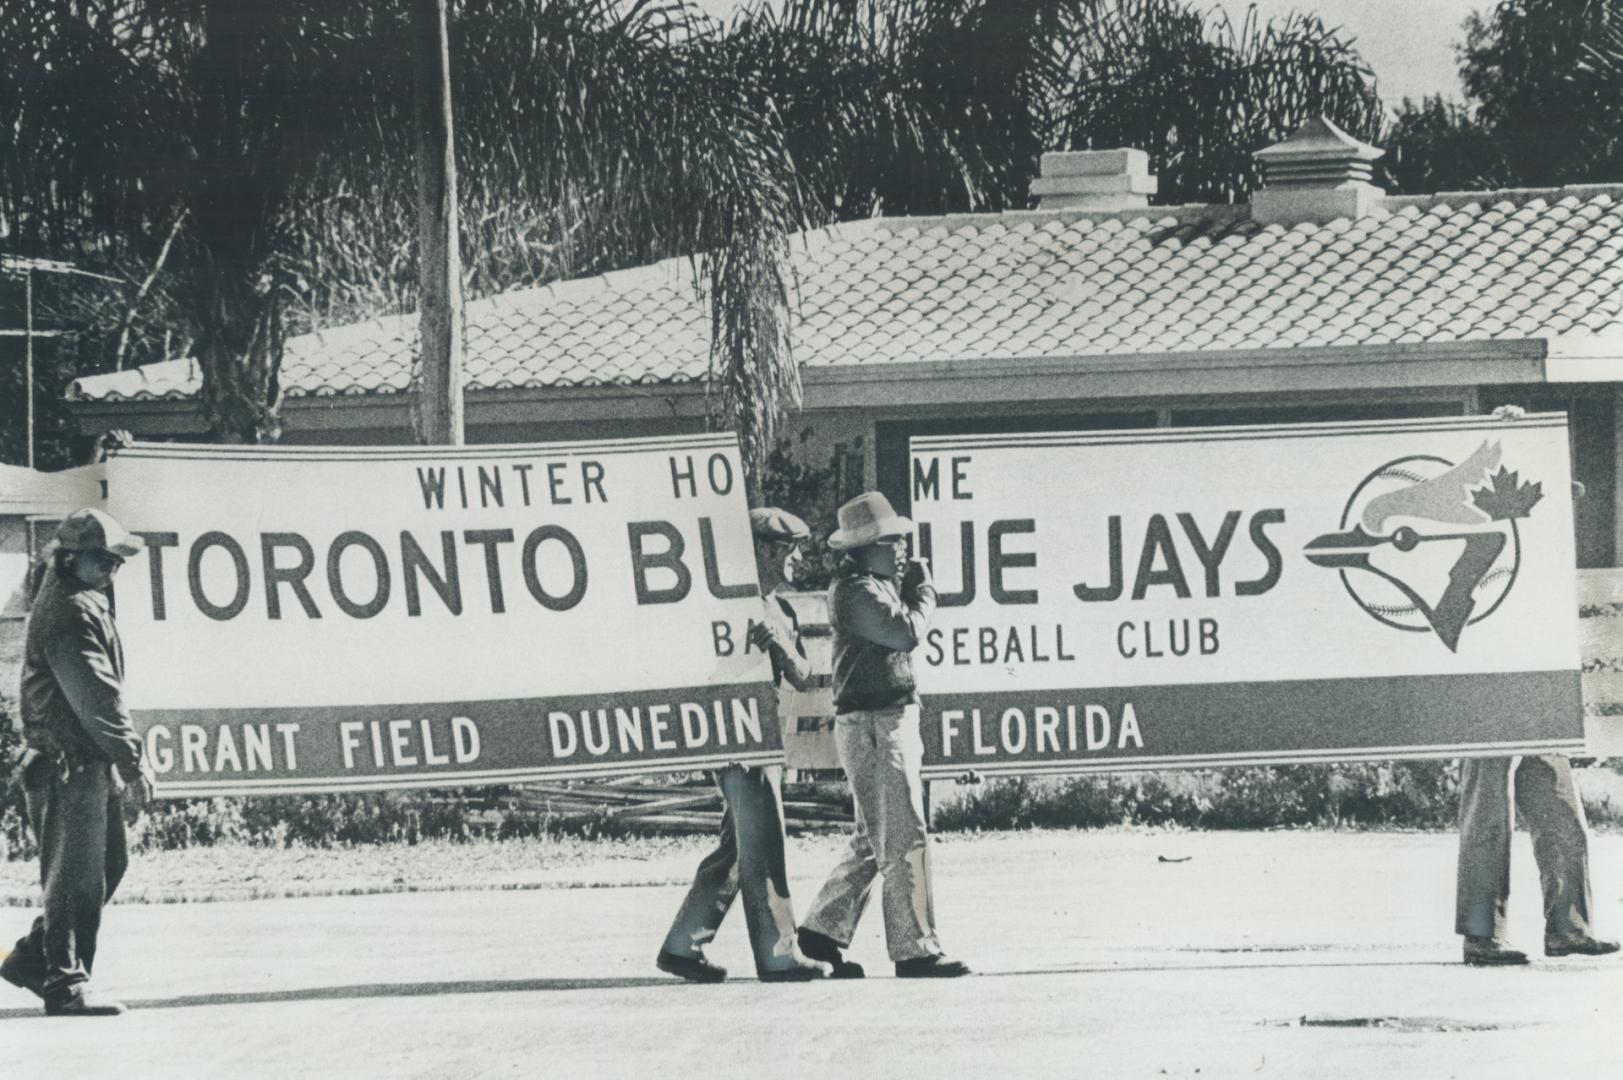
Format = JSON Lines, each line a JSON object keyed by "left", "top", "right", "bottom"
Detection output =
{"left": 1460, "top": 0, "right": 1623, "bottom": 187}
{"left": 734, "top": 0, "right": 1382, "bottom": 212}
{"left": 1382, "top": 96, "right": 1512, "bottom": 195}
{"left": 1386, "top": 1, "right": 1623, "bottom": 195}
{"left": 1042, "top": 1, "right": 1382, "bottom": 204}
{"left": 1, "top": 0, "right": 402, "bottom": 445}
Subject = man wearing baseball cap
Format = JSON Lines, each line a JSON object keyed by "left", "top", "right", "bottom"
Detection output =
{"left": 796, "top": 492, "right": 969, "bottom": 979}
{"left": 2, "top": 508, "right": 153, "bottom": 1016}
{"left": 656, "top": 507, "right": 831, "bottom": 983}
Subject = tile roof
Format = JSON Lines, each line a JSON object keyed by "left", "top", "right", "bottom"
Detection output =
{"left": 69, "top": 186, "right": 1623, "bottom": 404}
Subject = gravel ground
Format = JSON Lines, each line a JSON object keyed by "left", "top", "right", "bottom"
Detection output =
{"left": 0, "top": 831, "right": 793, "bottom": 904}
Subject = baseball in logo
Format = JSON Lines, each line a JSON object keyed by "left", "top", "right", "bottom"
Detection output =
{"left": 1303, "top": 441, "right": 1544, "bottom": 652}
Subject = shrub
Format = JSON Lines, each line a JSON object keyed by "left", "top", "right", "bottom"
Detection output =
{"left": 228, "top": 791, "right": 484, "bottom": 848}
{"left": 121, "top": 789, "right": 643, "bottom": 852}
{"left": 127, "top": 798, "right": 250, "bottom": 851}
{"left": 934, "top": 762, "right": 1468, "bottom": 832}
{"left": 0, "top": 695, "right": 33, "bottom": 860}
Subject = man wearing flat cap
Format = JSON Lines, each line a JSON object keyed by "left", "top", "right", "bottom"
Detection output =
{"left": 2, "top": 508, "right": 152, "bottom": 1016}
{"left": 796, "top": 492, "right": 969, "bottom": 979}
{"left": 656, "top": 507, "right": 831, "bottom": 983}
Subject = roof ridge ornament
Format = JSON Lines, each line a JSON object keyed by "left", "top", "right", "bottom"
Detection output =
{"left": 1028, "top": 149, "right": 1158, "bottom": 211}
{"left": 1251, "top": 117, "right": 1387, "bottom": 226}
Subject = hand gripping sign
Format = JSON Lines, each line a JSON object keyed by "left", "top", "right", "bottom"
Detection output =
{"left": 909, "top": 415, "right": 1585, "bottom": 780}
{"left": 86, "top": 434, "right": 780, "bottom": 796}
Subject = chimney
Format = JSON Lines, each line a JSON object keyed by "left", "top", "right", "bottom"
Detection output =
{"left": 1250, "top": 117, "right": 1385, "bottom": 226}
{"left": 1029, "top": 149, "right": 1157, "bottom": 211}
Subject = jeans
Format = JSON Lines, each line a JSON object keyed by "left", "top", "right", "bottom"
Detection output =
{"left": 9, "top": 758, "right": 128, "bottom": 999}
{"left": 802, "top": 702, "right": 942, "bottom": 962}
{"left": 663, "top": 765, "right": 802, "bottom": 973}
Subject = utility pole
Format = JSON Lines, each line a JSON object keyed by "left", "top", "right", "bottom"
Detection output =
{"left": 2, "top": 256, "right": 120, "bottom": 469}
{"left": 411, "top": 0, "right": 464, "bottom": 446}
{"left": 24, "top": 268, "right": 33, "bottom": 468}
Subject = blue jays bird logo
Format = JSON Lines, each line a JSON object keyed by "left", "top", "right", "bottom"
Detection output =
{"left": 1304, "top": 441, "right": 1544, "bottom": 652}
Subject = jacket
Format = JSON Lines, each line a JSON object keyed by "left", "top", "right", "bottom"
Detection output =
{"left": 20, "top": 567, "right": 143, "bottom": 779}
{"left": 828, "top": 557, "right": 937, "bottom": 712}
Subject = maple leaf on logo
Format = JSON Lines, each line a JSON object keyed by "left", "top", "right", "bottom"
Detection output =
{"left": 1472, "top": 466, "right": 1544, "bottom": 520}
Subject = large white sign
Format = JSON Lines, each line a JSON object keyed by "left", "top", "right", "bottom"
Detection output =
{"left": 910, "top": 415, "right": 1584, "bottom": 777}
{"left": 94, "top": 434, "right": 779, "bottom": 795}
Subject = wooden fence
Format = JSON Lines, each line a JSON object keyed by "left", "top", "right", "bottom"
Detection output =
{"left": 1579, "top": 570, "right": 1623, "bottom": 758}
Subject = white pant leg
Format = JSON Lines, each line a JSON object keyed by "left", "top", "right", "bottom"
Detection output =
{"left": 863, "top": 703, "right": 941, "bottom": 961}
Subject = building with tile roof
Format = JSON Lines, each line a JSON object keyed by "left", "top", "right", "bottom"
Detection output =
{"left": 66, "top": 119, "right": 1623, "bottom": 567}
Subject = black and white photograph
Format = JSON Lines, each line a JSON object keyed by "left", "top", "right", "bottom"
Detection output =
{"left": 3, "top": 0, "right": 1622, "bottom": 1075}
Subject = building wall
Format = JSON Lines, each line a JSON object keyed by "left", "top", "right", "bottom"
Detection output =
{"left": 0, "top": 517, "right": 33, "bottom": 620}
{"left": 1481, "top": 383, "right": 1618, "bottom": 569}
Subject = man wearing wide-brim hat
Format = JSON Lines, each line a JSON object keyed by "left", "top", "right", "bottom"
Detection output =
{"left": 2, "top": 508, "right": 153, "bottom": 1016}
{"left": 656, "top": 507, "right": 831, "bottom": 983}
{"left": 795, "top": 492, "right": 970, "bottom": 979}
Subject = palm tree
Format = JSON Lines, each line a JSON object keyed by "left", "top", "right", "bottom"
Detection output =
{"left": 449, "top": 0, "right": 810, "bottom": 486}
{"left": 723, "top": 0, "right": 1383, "bottom": 217}
{"left": 722, "top": 0, "right": 1057, "bottom": 218}
{"left": 0, "top": 0, "right": 407, "bottom": 444}
{"left": 1461, "top": 0, "right": 1623, "bottom": 187}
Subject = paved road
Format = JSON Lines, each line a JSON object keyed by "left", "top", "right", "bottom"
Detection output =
{"left": 3, "top": 830, "right": 1621, "bottom": 1078}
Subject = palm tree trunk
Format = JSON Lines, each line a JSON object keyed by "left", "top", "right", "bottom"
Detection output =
{"left": 194, "top": 250, "right": 285, "bottom": 445}
{"left": 192, "top": 0, "right": 286, "bottom": 446}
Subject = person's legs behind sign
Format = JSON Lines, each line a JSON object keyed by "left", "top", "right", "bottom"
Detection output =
{"left": 1456, "top": 755, "right": 1617, "bottom": 966}
{"left": 1518, "top": 755, "right": 1614, "bottom": 956}
{"left": 659, "top": 772, "right": 743, "bottom": 982}
{"left": 724, "top": 765, "right": 828, "bottom": 980}
{"left": 659, "top": 765, "right": 829, "bottom": 982}
{"left": 1456, "top": 756, "right": 1518, "bottom": 963}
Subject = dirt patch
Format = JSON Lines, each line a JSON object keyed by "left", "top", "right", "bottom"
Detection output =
{"left": 1268, "top": 1015, "right": 1524, "bottom": 1033}
{"left": 1183, "top": 944, "right": 1344, "bottom": 954}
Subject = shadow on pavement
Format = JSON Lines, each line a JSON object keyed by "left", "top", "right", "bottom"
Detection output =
{"left": 0, "top": 957, "right": 1469, "bottom": 1018}
{"left": 0, "top": 975, "right": 684, "bottom": 1018}
{"left": 980, "top": 958, "right": 1463, "bottom": 979}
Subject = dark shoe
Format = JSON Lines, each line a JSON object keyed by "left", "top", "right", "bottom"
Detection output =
{"left": 44, "top": 988, "right": 127, "bottom": 1017}
{"left": 656, "top": 949, "right": 727, "bottom": 983}
{"left": 797, "top": 928, "right": 864, "bottom": 979}
{"left": 1545, "top": 933, "right": 1621, "bottom": 958}
{"left": 895, "top": 955, "right": 972, "bottom": 979}
{"left": 1463, "top": 936, "right": 1529, "bottom": 967}
{"left": 758, "top": 953, "right": 833, "bottom": 982}
{"left": 1, "top": 950, "right": 46, "bottom": 999}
